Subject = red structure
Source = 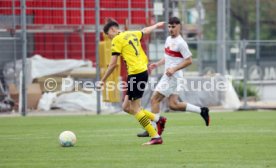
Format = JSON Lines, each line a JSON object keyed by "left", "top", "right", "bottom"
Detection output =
{"left": 0, "top": 0, "right": 152, "bottom": 65}
{"left": 0, "top": 0, "right": 152, "bottom": 86}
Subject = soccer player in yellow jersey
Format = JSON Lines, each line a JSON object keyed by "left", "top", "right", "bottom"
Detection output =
{"left": 100, "top": 20, "right": 166, "bottom": 145}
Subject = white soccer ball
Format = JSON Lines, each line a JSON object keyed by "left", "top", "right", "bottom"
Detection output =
{"left": 59, "top": 131, "right": 77, "bottom": 147}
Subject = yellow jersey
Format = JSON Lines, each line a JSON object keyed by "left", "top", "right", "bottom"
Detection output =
{"left": 111, "top": 31, "right": 148, "bottom": 75}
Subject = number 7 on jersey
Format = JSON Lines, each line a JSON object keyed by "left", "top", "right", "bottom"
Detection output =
{"left": 128, "top": 38, "right": 139, "bottom": 56}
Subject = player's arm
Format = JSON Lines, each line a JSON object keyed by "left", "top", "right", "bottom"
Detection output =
{"left": 100, "top": 56, "right": 118, "bottom": 83}
{"left": 100, "top": 36, "right": 121, "bottom": 84}
{"left": 141, "top": 22, "right": 165, "bottom": 35}
{"left": 166, "top": 42, "right": 193, "bottom": 76}
{"left": 156, "top": 58, "right": 165, "bottom": 66}
{"left": 166, "top": 57, "right": 192, "bottom": 77}
{"left": 149, "top": 58, "right": 165, "bottom": 71}
{"left": 174, "top": 57, "right": 192, "bottom": 71}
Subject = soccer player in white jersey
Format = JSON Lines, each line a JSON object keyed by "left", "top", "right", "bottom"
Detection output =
{"left": 137, "top": 17, "right": 210, "bottom": 137}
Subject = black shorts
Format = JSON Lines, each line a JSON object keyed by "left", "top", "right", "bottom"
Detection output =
{"left": 127, "top": 70, "right": 148, "bottom": 101}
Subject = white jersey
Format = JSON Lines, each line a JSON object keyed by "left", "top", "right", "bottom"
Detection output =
{"left": 164, "top": 35, "right": 192, "bottom": 78}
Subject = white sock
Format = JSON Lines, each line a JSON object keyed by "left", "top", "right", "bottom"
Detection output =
{"left": 153, "top": 113, "right": 160, "bottom": 122}
{"left": 153, "top": 135, "right": 160, "bottom": 138}
{"left": 151, "top": 121, "right": 157, "bottom": 129}
{"left": 186, "top": 103, "right": 201, "bottom": 114}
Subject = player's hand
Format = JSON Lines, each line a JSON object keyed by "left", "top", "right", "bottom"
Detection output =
{"left": 156, "top": 22, "right": 165, "bottom": 28}
{"left": 166, "top": 67, "right": 175, "bottom": 77}
{"left": 149, "top": 63, "right": 158, "bottom": 71}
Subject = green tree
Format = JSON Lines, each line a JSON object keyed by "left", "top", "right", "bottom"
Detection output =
{"left": 202, "top": 0, "right": 276, "bottom": 40}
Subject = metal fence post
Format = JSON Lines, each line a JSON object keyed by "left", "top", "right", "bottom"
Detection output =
{"left": 164, "top": 0, "right": 169, "bottom": 38}
{"left": 12, "top": 0, "right": 17, "bottom": 84}
{"left": 196, "top": 0, "right": 203, "bottom": 74}
{"left": 80, "top": 0, "right": 85, "bottom": 60}
{"left": 216, "top": 0, "right": 226, "bottom": 75}
{"left": 128, "top": 0, "right": 132, "bottom": 25}
{"left": 20, "top": 0, "right": 27, "bottom": 116}
{"left": 256, "top": 0, "right": 260, "bottom": 65}
{"left": 63, "top": 0, "right": 68, "bottom": 59}
{"left": 95, "top": 0, "right": 101, "bottom": 115}
{"left": 242, "top": 40, "right": 248, "bottom": 109}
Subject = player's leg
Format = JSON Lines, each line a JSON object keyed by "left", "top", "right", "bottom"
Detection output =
{"left": 128, "top": 99, "right": 158, "bottom": 137}
{"left": 147, "top": 98, "right": 167, "bottom": 135}
{"left": 137, "top": 91, "right": 167, "bottom": 137}
{"left": 142, "top": 92, "right": 164, "bottom": 122}
{"left": 168, "top": 94, "right": 210, "bottom": 126}
{"left": 137, "top": 75, "right": 171, "bottom": 137}
{"left": 148, "top": 75, "right": 172, "bottom": 121}
{"left": 151, "top": 91, "right": 166, "bottom": 114}
{"left": 128, "top": 71, "right": 162, "bottom": 145}
{"left": 122, "top": 95, "right": 131, "bottom": 114}
{"left": 128, "top": 97, "right": 162, "bottom": 145}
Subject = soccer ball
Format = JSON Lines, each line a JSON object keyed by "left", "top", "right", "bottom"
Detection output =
{"left": 59, "top": 131, "right": 77, "bottom": 147}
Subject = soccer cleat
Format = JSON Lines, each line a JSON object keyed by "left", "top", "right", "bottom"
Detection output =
{"left": 200, "top": 107, "right": 210, "bottom": 126}
{"left": 156, "top": 116, "right": 167, "bottom": 135}
{"left": 137, "top": 131, "right": 150, "bottom": 137}
{"left": 142, "top": 137, "right": 163, "bottom": 145}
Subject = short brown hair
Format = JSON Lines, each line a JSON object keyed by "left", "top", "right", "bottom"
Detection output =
{"left": 103, "top": 21, "right": 119, "bottom": 34}
{"left": 168, "top": 17, "right": 181, "bottom": 25}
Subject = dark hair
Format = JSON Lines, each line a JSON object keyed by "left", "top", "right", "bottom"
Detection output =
{"left": 168, "top": 17, "right": 181, "bottom": 25}
{"left": 103, "top": 21, "right": 119, "bottom": 34}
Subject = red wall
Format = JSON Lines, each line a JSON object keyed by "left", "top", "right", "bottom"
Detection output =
{"left": 0, "top": 0, "right": 152, "bottom": 65}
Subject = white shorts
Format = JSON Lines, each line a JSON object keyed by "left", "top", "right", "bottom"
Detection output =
{"left": 154, "top": 75, "right": 185, "bottom": 97}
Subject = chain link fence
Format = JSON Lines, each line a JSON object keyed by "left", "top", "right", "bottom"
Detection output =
{"left": 0, "top": 0, "right": 276, "bottom": 114}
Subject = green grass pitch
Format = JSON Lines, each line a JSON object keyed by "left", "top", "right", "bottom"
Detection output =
{"left": 0, "top": 111, "right": 275, "bottom": 168}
